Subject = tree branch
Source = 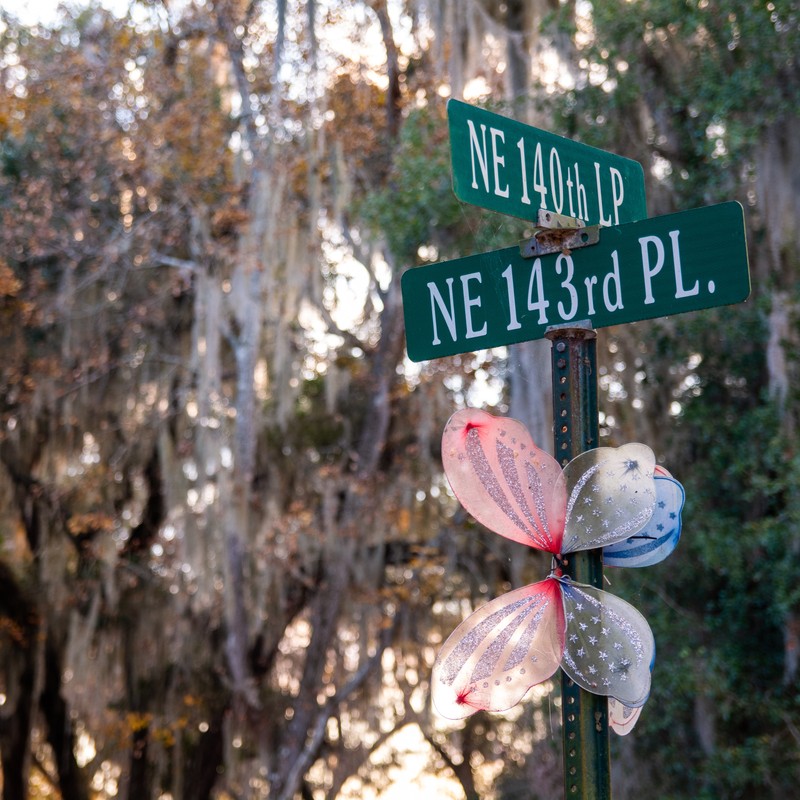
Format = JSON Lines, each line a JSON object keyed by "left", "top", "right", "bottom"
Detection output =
{"left": 212, "top": 1, "right": 260, "bottom": 156}
{"left": 151, "top": 252, "right": 201, "bottom": 273}
{"left": 368, "top": 0, "right": 402, "bottom": 138}
{"left": 275, "top": 619, "right": 396, "bottom": 800}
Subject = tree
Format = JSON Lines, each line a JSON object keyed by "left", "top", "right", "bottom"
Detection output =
{"left": 553, "top": 2, "right": 800, "bottom": 797}
{"left": 1, "top": 1, "right": 799, "bottom": 798}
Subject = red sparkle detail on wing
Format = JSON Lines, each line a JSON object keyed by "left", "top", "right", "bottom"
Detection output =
{"left": 455, "top": 687, "right": 474, "bottom": 705}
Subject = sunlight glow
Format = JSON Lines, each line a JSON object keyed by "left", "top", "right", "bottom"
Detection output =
{"left": 340, "top": 725, "right": 463, "bottom": 800}
{"left": 76, "top": 730, "right": 97, "bottom": 768}
{"left": 463, "top": 76, "right": 491, "bottom": 101}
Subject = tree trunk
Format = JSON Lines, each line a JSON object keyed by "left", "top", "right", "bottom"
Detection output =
{"left": 0, "top": 461, "right": 43, "bottom": 799}
{"left": 508, "top": 339, "right": 554, "bottom": 453}
{"left": 126, "top": 725, "right": 151, "bottom": 800}
{"left": 41, "top": 632, "right": 91, "bottom": 800}
{"left": 505, "top": 0, "right": 531, "bottom": 105}
{"left": 0, "top": 618, "right": 35, "bottom": 800}
{"left": 182, "top": 702, "right": 226, "bottom": 800}
{"left": 0, "top": 663, "right": 34, "bottom": 800}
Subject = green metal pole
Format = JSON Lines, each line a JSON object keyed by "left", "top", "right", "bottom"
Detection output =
{"left": 545, "top": 322, "right": 611, "bottom": 800}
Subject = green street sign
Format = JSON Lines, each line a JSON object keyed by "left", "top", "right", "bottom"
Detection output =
{"left": 402, "top": 201, "right": 750, "bottom": 362}
{"left": 448, "top": 99, "right": 647, "bottom": 226}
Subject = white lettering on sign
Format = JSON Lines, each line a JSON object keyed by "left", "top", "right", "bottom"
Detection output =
{"left": 516, "top": 139, "right": 531, "bottom": 206}
{"left": 426, "top": 273, "right": 487, "bottom": 346}
{"left": 550, "top": 147, "right": 564, "bottom": 214}
{"left": 502, "top": 259, "right": 551, "bottom": 330}
{"left": 604, "top": 250, "right": 624, "bottom": 312}
{"left": 428, "top": 278, "right": 457, "bottom": 345}
{"left": 640, "top": 230, "right": 699, "bottom": 305}
{"left": 467, "top": 122, "right": 489, "bottom": 192}
{"left": 461, "top": 272, "right": 487, "bottom": 338}
{"left": 491, "top": 128, "right": 509, "bottom": 198}
{"left": 610, "top": 168, "right": 624, "bottom": 224}
{"left": 584, "top": 275, "right": 598, "bottom": 315}
{"left": 639, "top": 235, "right": 665, "bottom": 305}
{"left": 468, "top": 121, "right": 510, "bottom": 198}
{"left": 422, "top": 225, "right": 719, "bottom": 353}
{"left": 467, "top": 131, "right": 634, "bottom": 226}
{"left": 502, "top": 264, "right": 522, "bottom": 330}
{"left": 526, "top": 257, "right": 551, "bottom": 324}
{"left": 531, "top": 143, "right": 548, "bottom": 207}
{"left": 669, "top": 230, "right": 699, "bottom": 299}
{"left": 565, "top": 164, "right": 589, "bottom": 221}
{"left": 555, "top": 253, "right": 579, "bottom": 320}
{"left": 500, "top": 252, "right": 629, "bottom": 334}
{"left": 594, "top": 164, "right": 624, "bottom": 225}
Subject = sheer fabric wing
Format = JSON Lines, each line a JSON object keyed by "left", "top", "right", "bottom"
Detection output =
{"left": 559, "top": 580, "right": 654, "bottom": 708}
{"left": 431, "top": 579, "right": 565, "bottom": 719}
{"left": 442, "top": 409, "right": 565, "bottom": 554}
{"left": 604, "top": 476, "right": 685, "bottom": 568}
{"left": 608, "top": 698, "right": 643, "bottom": 735}
{"left": 560, "top": 444, "right": 656, "bottom": 554}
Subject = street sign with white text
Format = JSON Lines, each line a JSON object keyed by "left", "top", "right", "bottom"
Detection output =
{"left": 448, "top": 99, "right": 648, "bottom": 227}
{"left": 402, "top": 201, "right": 750, "bottom": 362}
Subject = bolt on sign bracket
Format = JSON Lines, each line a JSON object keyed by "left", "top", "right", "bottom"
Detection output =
{"left": 520, "top": 225, "right": 601, "bottom": 258}
{"left": 520, "top": 209, "right": 601, "bottom": 258}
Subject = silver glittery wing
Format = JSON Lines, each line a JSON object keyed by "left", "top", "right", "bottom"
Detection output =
{"left": 559, "top": 579, "right": 655, "bottom": 708}
{"left": 560, "top": 444, "right": 656, "bottom": 555}
{"left": 604, "top": 475, "right": 685, "bottom": 568}
{"left": 431, "top": 579, "right": 565, "bottom": 720}
{"left": 608, "top": 698, "right": 644, "bottom": 735}
{"left": 442, "top": 408, "right": 566, "bottom": 554}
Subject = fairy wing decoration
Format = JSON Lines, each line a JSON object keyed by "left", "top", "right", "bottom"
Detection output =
{"left": 431, "top": 579, "right": 564, "bottom": 720}
{"left": 441, "top": 409, "right": 658, "bottom": 555}
{"left": 559, "top": 580, "right": 655, "bottom": 707}
{"left": 441, "top": 409, "right": 565, "bottom": 554}
{"left": 560, "top": 443, "right": 656, "bottom": 554}
{"left": 432, "top": 409, "right": 684, "bottom": 734}
{"left": 608, "top": 698, "right": 644, "bottom": 736}
{"left": 603, "top": 470, "right": 685, "bottom": 568}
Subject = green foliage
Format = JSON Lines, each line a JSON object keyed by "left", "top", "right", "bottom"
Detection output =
{"left": 360, "top": 103, "right": 458, "bottom": 265}
{"left": 554, "top": 0, "right": 800, "bottom": 208}
{"left": 360, "top": 102, "right": 529, "bottom": 267}
{"left": 608, "top": 299, "right": 800, "bottom": 797}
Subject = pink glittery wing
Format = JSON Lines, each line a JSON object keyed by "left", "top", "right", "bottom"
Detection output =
{"left": 431, "top": 578, "right": 565, "bottom": 719}
{"left": 442, "top": 409, "right": 565, "bottom": 554}
{"left": 560, "top": 443, "right": 656, "bottom": 555}
{"left": 608, "top": 697, "right": 644, "bottom": 735}
{"left": 559, "top": 579, "right": 654, "bottom": 708}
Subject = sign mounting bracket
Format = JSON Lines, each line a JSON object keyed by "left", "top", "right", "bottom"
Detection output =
{"left": 521, "top": 210, "right": 601, "bottom": 258}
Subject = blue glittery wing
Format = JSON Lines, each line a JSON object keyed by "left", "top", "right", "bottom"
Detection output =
{"left": 603, "top": 475, "right": 684, "bottom": 568}
{"left": 560, "top": 444, "right": 657, "bottom": 555}
{"left": 431, "top": 579, "right": 565, "bottom": 719}
{"left": 558, "top": 579, "right": 654, "bottom": 708}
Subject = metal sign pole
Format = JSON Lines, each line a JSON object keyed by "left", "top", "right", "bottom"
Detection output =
{"left": 546, "top": 322, "right": 611, "bottom": 800}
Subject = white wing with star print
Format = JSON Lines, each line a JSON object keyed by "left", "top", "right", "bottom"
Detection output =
{"left": 560, "top": 444, "right": 657, "bottom": 555}
{"left": 558, "top": 579, "right": 655, "bottom": 708}
{"left": 604, "top": 474, "right": 685, "bottom": 568}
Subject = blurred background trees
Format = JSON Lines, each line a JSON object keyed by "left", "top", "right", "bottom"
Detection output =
{"left": 0, "top": 1, "right": 798, "bottom": 798}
